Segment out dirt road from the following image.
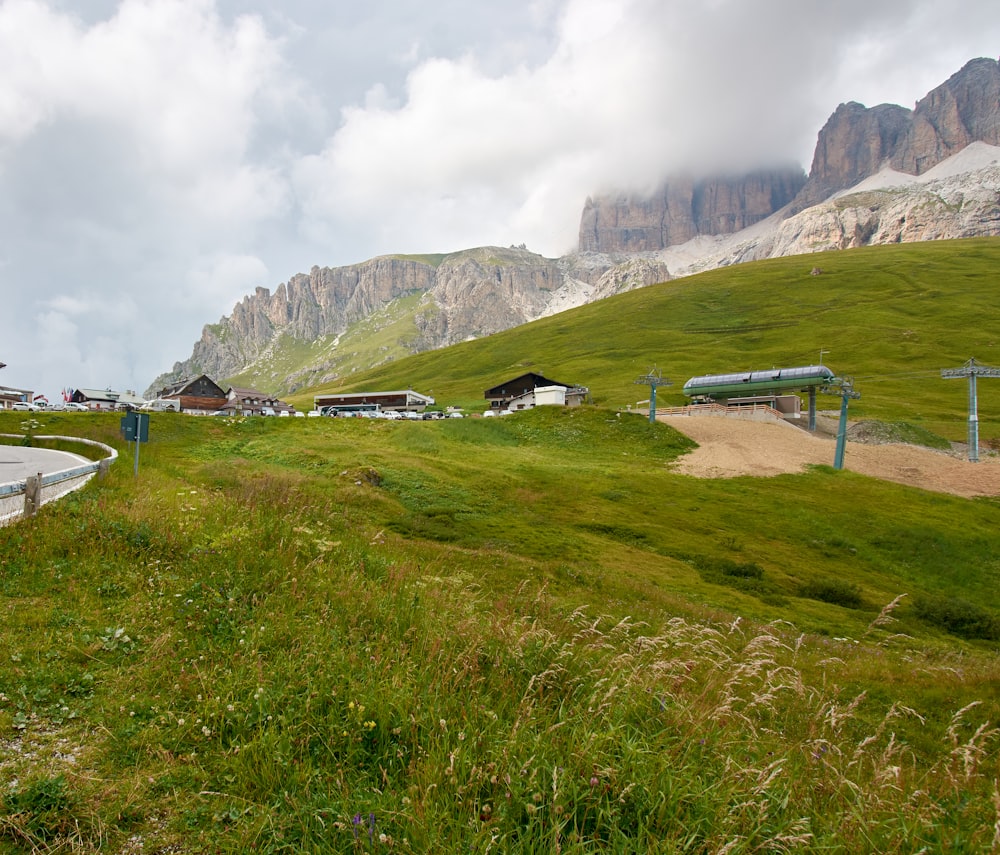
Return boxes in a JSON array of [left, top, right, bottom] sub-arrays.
[[661, 414, 1000, 498]]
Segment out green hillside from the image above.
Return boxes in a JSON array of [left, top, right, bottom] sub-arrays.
[[1, 239, 999, 852], [293, 238, 1000, 442]]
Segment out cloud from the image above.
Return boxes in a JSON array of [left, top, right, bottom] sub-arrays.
[[293, 0, 1000, 261], [0, 0, 303, 395]]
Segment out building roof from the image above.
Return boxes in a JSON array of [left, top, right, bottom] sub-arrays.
[[76, 388, 121, 401], [485, 372, 569, 398], [159, 374, 227, 398], [314, 389, 435, 404], [0, 385, 31, 396]]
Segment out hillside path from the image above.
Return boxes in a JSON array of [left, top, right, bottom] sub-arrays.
[[660, 414, 1000, 498]]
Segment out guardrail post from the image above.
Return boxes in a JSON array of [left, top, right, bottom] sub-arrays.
[[98, 459, 111, 479], [24, 472, 42, 517]]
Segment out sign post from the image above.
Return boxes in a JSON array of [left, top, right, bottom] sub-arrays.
[[120, 411, 149, 477]]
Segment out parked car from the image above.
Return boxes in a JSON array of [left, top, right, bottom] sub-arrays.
[[63, 402, 89, 412], [12, 402, 39, 411]]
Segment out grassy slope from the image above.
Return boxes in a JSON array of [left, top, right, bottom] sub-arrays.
[[1, 401, 998, 852], [291, 238, 1000, 442], [2, 239, 1000, 852]]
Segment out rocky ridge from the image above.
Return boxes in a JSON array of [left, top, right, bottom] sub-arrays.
[[150, 57, 1000, 397]]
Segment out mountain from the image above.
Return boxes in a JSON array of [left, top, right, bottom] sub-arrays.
[[149, 58, 1000, 397], [578, 169, 807, 253]]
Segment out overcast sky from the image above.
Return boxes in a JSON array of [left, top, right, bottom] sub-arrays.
[[1, 0, 998, 398]]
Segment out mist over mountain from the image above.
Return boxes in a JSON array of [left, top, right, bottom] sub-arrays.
[[150, 58, 1000, 397]]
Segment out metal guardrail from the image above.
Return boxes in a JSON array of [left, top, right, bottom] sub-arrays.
[[0, 435, 117, 526]]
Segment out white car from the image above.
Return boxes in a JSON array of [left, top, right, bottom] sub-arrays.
[[12, 402, 39, 411], [63, 402, 89, 412]]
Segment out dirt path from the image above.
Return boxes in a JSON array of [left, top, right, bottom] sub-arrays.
[[661, 414, 1000, 498]]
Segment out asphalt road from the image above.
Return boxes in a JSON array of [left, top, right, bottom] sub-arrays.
[[0, 446, 92, 482]]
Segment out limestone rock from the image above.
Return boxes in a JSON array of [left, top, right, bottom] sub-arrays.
[[579, 169, 806, 253], [794, 57, 1000, 209]]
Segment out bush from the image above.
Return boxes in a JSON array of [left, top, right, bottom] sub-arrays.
[[914, 595, 1000, 641], [799, 578, 864, 609]]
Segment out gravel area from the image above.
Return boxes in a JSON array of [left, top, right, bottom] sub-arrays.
[[661, 414, 1000, 498]]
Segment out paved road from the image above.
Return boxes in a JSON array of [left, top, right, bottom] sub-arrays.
[[0, 446, 92, 483]]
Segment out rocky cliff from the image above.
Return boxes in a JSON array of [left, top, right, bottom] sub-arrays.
[[148, 248, 672, 394], [793, 57, 1000, 210], [582, 58, 1000, 248], [579, 169, 807, 253], [721, 145, 1000, 267]]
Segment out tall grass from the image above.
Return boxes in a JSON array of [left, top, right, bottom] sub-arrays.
[[1, 392, 998, 851]]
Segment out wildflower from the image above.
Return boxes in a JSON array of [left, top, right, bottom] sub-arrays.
[[177, 718, 185, 726], [202, 726, 211, 737]]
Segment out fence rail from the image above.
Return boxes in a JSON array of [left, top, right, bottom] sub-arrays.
[[654, 402, 786, 421], [0, 435, 117, 526]]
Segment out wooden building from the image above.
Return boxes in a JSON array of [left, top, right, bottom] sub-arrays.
[[157, 375, 228, 413], [484, 372, 589, 412]]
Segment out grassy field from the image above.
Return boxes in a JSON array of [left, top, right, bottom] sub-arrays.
[[1, 397, 998, 852], [288, 237, 1000, 443]]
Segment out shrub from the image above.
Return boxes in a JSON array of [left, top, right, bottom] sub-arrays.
[[914, 595, 1000, 641], [799, 578, 864, 609]]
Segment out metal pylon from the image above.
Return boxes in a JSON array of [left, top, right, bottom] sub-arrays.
[[634, 368, 672, 424], [819, 377, 860, 470], [941, 358, 1000, 462]]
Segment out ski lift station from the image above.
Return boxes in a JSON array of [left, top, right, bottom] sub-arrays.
[[682, 364, 836, 430]]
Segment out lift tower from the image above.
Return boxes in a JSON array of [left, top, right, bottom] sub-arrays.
[[819, 376, 860, 470], [941, 358, 1000, 463], [634, 368, 672, 424]]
